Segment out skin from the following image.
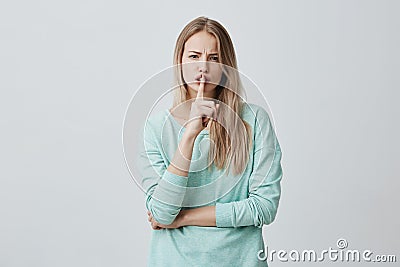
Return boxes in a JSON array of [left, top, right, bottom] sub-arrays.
[[181, 30, 223, 100], [147, 31, 223, 230], [169, 31, 224, 123]]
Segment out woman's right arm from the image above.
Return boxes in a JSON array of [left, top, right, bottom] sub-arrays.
[[169, 77, 218, 177], [142, 130, 197, 229], [138, 125, 197, 226], [166, 130, 198, 177], [140, 78, 218, 226]]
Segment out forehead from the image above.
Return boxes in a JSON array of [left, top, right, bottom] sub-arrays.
[[184, 31, 218, 52]]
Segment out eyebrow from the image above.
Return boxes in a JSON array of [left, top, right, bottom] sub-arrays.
[[188, 50, 218, 55]]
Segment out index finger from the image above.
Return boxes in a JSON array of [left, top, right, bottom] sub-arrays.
[[196, 76, 205, 100]]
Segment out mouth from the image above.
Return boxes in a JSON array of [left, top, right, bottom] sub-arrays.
[[196, 80, 207, 85], [194, 75, 209, 83]]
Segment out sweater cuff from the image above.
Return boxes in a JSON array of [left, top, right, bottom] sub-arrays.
[[162, 169, 188, 186], [152, 169, 188, 207], [215, 202, 233, 227]]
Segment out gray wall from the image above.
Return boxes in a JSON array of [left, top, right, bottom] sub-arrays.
[[1, 0, 398, 266]]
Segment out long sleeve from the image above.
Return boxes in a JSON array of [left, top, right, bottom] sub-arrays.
[[136, 119, 188, 225], [215, 106, 283, 228]]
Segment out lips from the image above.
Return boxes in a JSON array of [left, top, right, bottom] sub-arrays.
[[194, 73, 209, 82]]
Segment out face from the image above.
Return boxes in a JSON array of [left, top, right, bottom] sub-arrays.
[[181, 31, 223, 99]]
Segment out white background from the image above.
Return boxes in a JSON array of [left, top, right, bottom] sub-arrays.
[[1, 0, 399, 266]]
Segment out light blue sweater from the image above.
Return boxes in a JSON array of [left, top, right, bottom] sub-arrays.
[[137, 103, 283, 267]]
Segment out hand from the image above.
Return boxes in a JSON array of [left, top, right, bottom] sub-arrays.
[[185, 75, 220, 136], [147, 210, 186, 230]]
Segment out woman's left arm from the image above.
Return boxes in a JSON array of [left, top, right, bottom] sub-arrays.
[[213, 107, 283, 228], [149, 146, 281, 229], [148, 206, 216, 229]]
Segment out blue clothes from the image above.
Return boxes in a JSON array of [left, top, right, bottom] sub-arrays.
[[137, 102, 283, 266]]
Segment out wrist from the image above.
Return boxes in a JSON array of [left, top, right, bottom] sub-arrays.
[[179, 209, 191, 227], [182, 128, 199, 140]]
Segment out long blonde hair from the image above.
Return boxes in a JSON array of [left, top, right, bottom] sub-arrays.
[[172, 16, 252, 176]]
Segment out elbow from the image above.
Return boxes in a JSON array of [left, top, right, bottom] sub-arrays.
[[155, 212, 178, 225], [249, 195, 280, 227], [146, 195, 181, 225], [152, 213, 178, 226]]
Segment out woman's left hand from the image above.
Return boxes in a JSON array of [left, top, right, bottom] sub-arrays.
[[147, 210, 185, 230]]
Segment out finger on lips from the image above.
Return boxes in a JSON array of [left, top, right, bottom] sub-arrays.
[[196, 75, 205, 100]]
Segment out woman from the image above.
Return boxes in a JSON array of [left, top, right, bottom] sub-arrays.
[[138, 16, 283, 267]]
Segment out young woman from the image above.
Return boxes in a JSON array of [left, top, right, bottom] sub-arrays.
[[138, 16, 283, 267]]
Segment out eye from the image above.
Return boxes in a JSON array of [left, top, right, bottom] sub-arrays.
[[210, 56, 219, 61], [189, 54, 199, 59]]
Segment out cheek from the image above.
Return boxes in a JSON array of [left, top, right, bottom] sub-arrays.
[[182, 65, 195, 80], [210, 68, 223, 84]]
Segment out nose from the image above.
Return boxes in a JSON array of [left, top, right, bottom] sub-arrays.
[[198, 60, 208, 73]]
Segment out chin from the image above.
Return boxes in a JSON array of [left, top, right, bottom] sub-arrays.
[[186, 83, 217, 97]]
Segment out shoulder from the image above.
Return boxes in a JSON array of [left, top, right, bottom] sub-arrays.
[[242, 103, 280, 152], [143, 109, 169, 137], [241, 102, 272, 125]]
